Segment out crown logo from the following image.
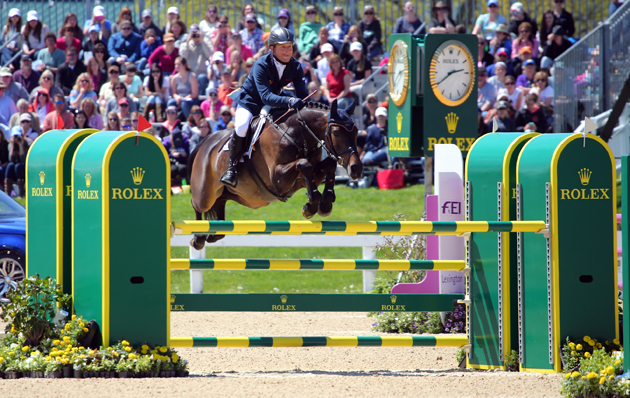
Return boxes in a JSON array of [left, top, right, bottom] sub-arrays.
[[39, 171, 45, 185], [170, 295, 176, 304], [445, 112, 459, 134], [131, 167, 145, 185], [390, 295, 397, 304], [85, 173, 91, 188], [578, 168, 592, 186], [280, 295, 288, 304], [396, 112, 403, 134]]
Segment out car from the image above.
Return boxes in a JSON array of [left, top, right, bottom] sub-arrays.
[[0, 190, 25, 297]]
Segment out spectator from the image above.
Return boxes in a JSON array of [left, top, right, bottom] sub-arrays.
[[91, 42, 110, 74], [22, 11, 50, 57], [488, 62, 507, 90], [235, 4, 262, 32], [200, 5, 219, 39], [182, 105, 205, 137], [207, 52, 226, 92], [515, 93, 547, 132], [170, 20, 188, 49], [106, 111, 120, 130], [516, 59, 537, 96], [1, 9, 23, 66], [130, 111, 140, 131], [299, 56, 319, 86], [59, 13, 84, 42], [489, 24, 512, 56], [163, 105, 181, 133], [122, 62, 144, 104], [539, 10, 557, 53], [362, 93, 379, 129], [217, 69, 234, 107], [477, 34, 494, 67], [0, 67, 29, 104], [472, 0, 507, 39], [29, 70, 63, 103], [105, 82, 137, 115], [168, 57, 200, 119], [144, 64, 170, 121], [8, 99, 40, 135], [357, 5, 382, 60], [6, 123, 31, 197], [0, 130, 8, 189], [542, 26, 572, 61], [340, 25, 368, 65], [37, 32, 65, 73], [74, 110, 90, 129], [316, 43, 335, 83], [0, 8, 24, 65], [347, 42, 372, 88], [486, 100, 515, 132], [272, 9, 295, 35], [56, 46, 86, 96], [181, 24, 212, 94], [44, 93, 75, 131], [307, 81, 328, 106], [163, 7, 180, 35], [509, 46, 534, 77], [552, 0, 575, 38], [148, 33, 179, 75], [324, 54, 353, 109], [117, 98, 132, 121], [485, 92, 517, 122], [140, 28, 162, 70], [29, 88, 53, 130], [81, 98, 103, 129], [327, 7, 351, 50], [138, 9, 163, 39], [56, 24, 82, 53], [361, 107, 388, 165], [201, 87, 224, 118], [486, 48, 513, 77], [499, 75, 523, 109], [111, 7, 138, 35], [227, 32, 253, 63], [87, 57, 107, 95], [511, 22, 539, 59], [0, 82, 18, 128], [298, 6, 323, 55], [429, 1, 456, 34], [508, 2, 538, 38], [121, 117, 133, 131], [477, 66, 496, 114], [83, 6, 111, 42], [190, 117, 212, 152], [213, 105, 233, 132], [610, 0, 623, 17], [530, 71, 554, 107], [69, 72, 98, 109], [394, 2, 426, 35], [212, 15, 233, 55], [108, 20, 143, 64], [98, 64, 123, 110], [17, 113, 38, 140], [81, 25, 107, 63], [309, 27, 338, 69], [163, 125, 189, 185], [228, 50, 245, 82], [240, 14, 264, 54]]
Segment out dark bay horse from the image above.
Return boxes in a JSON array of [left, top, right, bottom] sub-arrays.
[[187, 99, 363, 250]]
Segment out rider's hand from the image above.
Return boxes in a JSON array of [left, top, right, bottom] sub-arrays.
[[289, 97, 305, 110]]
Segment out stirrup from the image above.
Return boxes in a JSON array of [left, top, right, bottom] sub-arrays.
[[220, 164, 238, 188]]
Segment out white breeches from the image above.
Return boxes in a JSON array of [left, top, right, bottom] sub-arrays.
[[234, 105, 253, 138]]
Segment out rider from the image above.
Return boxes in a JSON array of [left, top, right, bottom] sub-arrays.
[[220, 27, 309, 188]]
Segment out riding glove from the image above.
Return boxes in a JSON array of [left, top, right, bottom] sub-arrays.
[[288, 97, 305, 110]]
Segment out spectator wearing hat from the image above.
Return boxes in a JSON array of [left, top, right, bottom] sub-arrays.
[[347, 42, 372, 88], [488, 62, 508, 90], [361, 107, 388, 166], [477, 66, 497, 114], [542, 25, 572, 61], [144, 64, 170, 122], [28, 88, 53, 131], [212, 15, 234, 56], [207, 52, 227, 92], [69, 72, 98, 109], [111, 7, 138, 35], [308, 27, 338, 69], [508, 2, 538, 38], [477, 34, 495, 67], [429, 1, 456, 34], [7, 121, 32, 197], [201, 87, 224, 119], [240, 13, 264, 54], [272, 9, 295, 35], [37, 32, 65, 74], [516, 58, 537, 96], [498, 75, 523, 110], [509, 46, 534, 77], [515, 93, 548, 132], [163, 105, 182, 132], [486, 100, 516, 132], [22, 11, 50, 57], [200, 5, 219, 39], [472, 0, 507, 39], [8, 99, 40, 135], [0, 67, 29, 104], [55, 46, 86, 96], [327, 6, 351, 50], [298, 6, 323, 55], [236, 5, 262, 32], [362, 93, 379, 129], [148, 33, 179, 75], [82, 25, 108, 63], [43, 93, 74, 132], [163, 7, 180, 37], [486, 48, 514, 77], [511, 22, 539, 59], [116, 97, 132, 121], [83, 6, 111, 42], [108, 20, 143, 64], [357, 5, 382, 60], [489, 24, 512, 56], [1, 9, 24, 66], [213, 105, 233, 133], [139, 9, 164, 40], [217, 68, 234, 108], [340, 25, 368, 65], [552, 0, 575, 38], [316, 43, 335, 83], [0, 82, 18, 130], [56, 23, 82, 53], [394, 2, 426, 35], [227, 31, 254, 63]]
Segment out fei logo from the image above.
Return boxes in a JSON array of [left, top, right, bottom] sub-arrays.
[[441, 201, 461, 214]]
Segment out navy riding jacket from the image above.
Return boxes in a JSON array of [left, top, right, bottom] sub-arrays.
[[230, 53, 309, 115]]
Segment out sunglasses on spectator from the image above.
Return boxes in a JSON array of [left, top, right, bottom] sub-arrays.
[[43, 77, 51, 80], [368, 100, 377, 103], [504, 82, 515, 85], [120, 103, 129, 107], [122, 27, 132, 31], [435, 7, 447, 11], [246, 20, 256, 24], [109, 70, 120, 74], [166, 111, 177, 114], [365, 11, 374, 15], [478, 73, 487, 77], [151, 70, 161, 74], [306, 11, 316, 15], [209, 93, 218, 96], [132, 119, 139, 123], [208, 10, 217, 13], [94, 50, 105, 54], [127, 68, 137, 73], [115, 86, 125, 90], [520, 30, 530, 33], [38, 93, 49, 97], [221, 113, 231, 116], [109, 118, 118, 122], [192, 111, 202, 115], [488, 4, 498, 7], [535, 79, 546, 83], [20, 121, 30, 124], [80, 79, 89, 83], [278, 16, 288, 19], [54, 100, 64, 104], [67, 53, 77, 57], [122, 125, 131, 129], [334, 13, 343, 16]]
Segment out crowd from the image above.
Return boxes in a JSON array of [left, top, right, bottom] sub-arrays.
[[0, 1, 583, 193]]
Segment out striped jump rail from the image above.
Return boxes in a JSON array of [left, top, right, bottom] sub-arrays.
[[169, 259, 467, 271], [170, 335, 469, 348], [171, 220, 548, 235]]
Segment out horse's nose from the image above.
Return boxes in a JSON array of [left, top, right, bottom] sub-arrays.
[[349, 162, 363, 180]]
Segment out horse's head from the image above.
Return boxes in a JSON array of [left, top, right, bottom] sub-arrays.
[[325, 99, 363, 180]]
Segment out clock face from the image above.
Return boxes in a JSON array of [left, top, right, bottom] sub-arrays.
[[429, 40, 475, 107], [388, 40, 409, 106]]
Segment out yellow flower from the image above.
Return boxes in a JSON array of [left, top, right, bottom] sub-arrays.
[[72, 314, 77, 320], [587, 372, 598, 380], [584, 336, 591, 342], [569, 342, 575, 348], [614, 338, 620, 345], [588, 340, 595, 346], [113, 352, 119, 357], [107, 347, 112, 351], [0, 357, 4, 364], [159, 347, 168, 353], [150, 350, 157, 355], [596, 343, 602, 348], [44, 356, 51, 361], [576, 344, 583, 351], [142, 345, 149, 350], [63, 336, 71, 343], [565, 373, 571, 379], [8, 352, 14, 356], [607, 366, 615, 375], [585, 352, 591, 358], [124, 347, 132, 352], [122, 340, 129, 346], [571, 351, 577, 356], [21, 346, 29, 352], [20, 356, 25, 360], [615, 360, 621, 366], [600, 376, 606, 385], [610, 375, 615, 381], [581, 376, 586, 380], [129, 353, 137, 359], [141, 349, 148, 355], [72, 348, 78, 353], [83, 328, 89, 333], [65, 324, 70, 331], [79, 323, 85, 328], [172, 353, 179, 364]]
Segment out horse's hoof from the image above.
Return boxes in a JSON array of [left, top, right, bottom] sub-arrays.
[[206, 234, 225, 243], [191, 236, 206, 251], [323, 190, 336, 204], [302, 203, 317, 219], [317, 202, 333, 217]]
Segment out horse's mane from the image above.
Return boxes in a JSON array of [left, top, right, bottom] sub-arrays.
[[304, 101, 330, 111]]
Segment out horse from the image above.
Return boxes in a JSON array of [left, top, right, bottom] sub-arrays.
[[187, 99, 364, 250]]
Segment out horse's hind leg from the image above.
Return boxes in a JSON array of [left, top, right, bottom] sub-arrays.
[[190, 208, 208, 251], [317, 157, 337, 217], [206, 199, 227, 243]]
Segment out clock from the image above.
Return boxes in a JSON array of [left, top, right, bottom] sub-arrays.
[[428, 40, 475, 107], [388, 40, 410, 106]]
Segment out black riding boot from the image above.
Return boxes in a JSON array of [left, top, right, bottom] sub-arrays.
[[220, 133, 247, 188]]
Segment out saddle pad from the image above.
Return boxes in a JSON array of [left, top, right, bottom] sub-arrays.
[[220, 117, 265, 162]]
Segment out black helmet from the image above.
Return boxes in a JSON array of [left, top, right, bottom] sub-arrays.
[[268, 27, 294, 47]]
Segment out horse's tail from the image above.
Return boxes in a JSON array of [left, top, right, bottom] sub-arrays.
[[186, 135, 210, 183]]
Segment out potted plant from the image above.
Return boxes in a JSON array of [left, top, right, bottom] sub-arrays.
[[44, 359, 62, 378], [175, 356, 189, 378], [4, 354, 22, 379], [101, 357, 115, 378], [135, 355, 151, 378], [116, 358, 134, 378]]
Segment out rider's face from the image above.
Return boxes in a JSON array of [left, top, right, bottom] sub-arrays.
[[272, 43, 293, 63]]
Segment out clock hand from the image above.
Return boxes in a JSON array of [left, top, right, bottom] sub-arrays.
[[394, 70, 403, 87], [436, 69, 465, 86]]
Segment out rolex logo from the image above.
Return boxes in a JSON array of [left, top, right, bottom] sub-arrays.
[[396, 112, 403, 134], [170, 295, 176, 304], [85, 173, 91, 188], [578, 168, 592, 186], [131, 167, 145, 185], [445, 112, 459, 134], [39, 171, 45, 185], [280, 295, 288, 304], [390, 295, 397, 304]]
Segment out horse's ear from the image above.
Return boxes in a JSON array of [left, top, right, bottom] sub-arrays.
[[330, 98, 338, 119], [344, 99, 356, 115]]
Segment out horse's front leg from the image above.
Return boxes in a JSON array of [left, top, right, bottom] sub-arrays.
[[317, 157, 337, 217], [273, 158, 321, 219]]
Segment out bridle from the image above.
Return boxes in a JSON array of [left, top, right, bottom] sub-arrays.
[[323, 120, 358, 168]]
